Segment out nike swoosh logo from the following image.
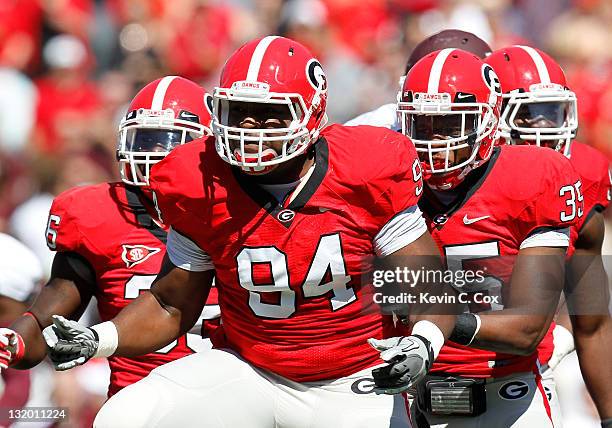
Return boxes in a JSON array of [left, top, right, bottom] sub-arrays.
[[463, 214, 490, 225], [181, 113, 198, 118]]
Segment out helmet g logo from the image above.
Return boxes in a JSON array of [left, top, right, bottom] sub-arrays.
[[306, 59, 327, 92], [482, 64, 501, 105], [482, 64, 502, 96]]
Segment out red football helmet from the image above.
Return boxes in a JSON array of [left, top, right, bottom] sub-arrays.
[[212, 36, 328, 174], [117, 76, 212, 186], [485, 45, 577, 155], [397, 48, 501, 190]]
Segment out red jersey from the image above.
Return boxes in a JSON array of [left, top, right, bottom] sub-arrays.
[[538, 140, 610, 366], [567, 140, 611, 254], [149, 124, 423, 382], [46, 183, 219, 396], [418, 145, 581, 378]]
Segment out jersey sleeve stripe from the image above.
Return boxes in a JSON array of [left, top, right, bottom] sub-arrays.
[[167, 227, 214, 272], [374, 205, 428, 257], [520, 227, 569, 249]]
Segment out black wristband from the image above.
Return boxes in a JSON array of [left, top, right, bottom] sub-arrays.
[[449, 313, 479, 345], [89, 327, 99, 342], [602, 418, 612, 428]]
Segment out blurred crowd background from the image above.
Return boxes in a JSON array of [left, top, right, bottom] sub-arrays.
[[0, 0, 611, 427]]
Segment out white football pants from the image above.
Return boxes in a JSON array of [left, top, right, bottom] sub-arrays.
[[94, 348, 412, 428]]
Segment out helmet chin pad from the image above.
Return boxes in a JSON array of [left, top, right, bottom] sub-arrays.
[[427, 170, 464, 190]]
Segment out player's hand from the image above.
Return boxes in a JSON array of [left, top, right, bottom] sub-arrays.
[[368, 335, 433, 394], [0, 328, 25, 370], [42, 315, 99, 371], [542, 324, 575, 372]]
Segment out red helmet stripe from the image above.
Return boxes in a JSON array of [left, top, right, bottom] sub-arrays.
[[246, 36, 280, 82], [427, 48, 455, 93], [151, 75, 178, 110], [516, 45, 550, 84]]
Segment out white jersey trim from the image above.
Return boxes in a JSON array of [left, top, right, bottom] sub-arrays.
[[374, 206, 428, 257], [520, 227, 570, 249], [167, 227, 215, 271]]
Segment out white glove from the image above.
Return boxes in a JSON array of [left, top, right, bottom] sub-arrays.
[[43, 315, 100, 371], [547, 324, 575, 371], [0, 328, 25, 370], [368, 335, 433, 394]]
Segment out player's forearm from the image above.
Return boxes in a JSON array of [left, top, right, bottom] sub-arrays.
[[469, 312, 552, 355], [9, 314, 47, 369], [108, 259, 212, 357], [467, 247, 565, 355], [111, 291, 182, 357], [412, 314, 456, 339], [573, 314, 612, 419]]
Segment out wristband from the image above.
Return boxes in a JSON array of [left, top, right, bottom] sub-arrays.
[[23, 311, 44, 330], [411, 320, 444, 359], [449, 313, 481, 346], [91, 321, 119, 358]]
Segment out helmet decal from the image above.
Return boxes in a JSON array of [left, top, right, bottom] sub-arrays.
[[150, 76, 178, 110], [482, 64, 502, 96], [427, 48, 455, 93], [306, 59, 327, 92], [246, 35, 280, 81], [516, 45, 551, 83]]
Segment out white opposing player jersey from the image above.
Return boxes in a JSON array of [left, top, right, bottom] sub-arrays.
[[344, 103, 399, 130]]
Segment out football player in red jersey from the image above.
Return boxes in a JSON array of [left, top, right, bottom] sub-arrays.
[[44, 37, 457, 428], [396, 48, 582, 426], [486, 45, 612, 427], [0, 76, 220, 397]]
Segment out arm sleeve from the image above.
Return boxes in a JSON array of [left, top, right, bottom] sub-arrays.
[[373, 206, 428, 257], [368, 130, 424, 230], [46, 190, 83, 253], [515, 152, 583, 242], [584, 167, 611, 217], [167, 228, 215, 272]]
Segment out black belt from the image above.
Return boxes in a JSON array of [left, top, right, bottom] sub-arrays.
[[415, 374, 486, 418]]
